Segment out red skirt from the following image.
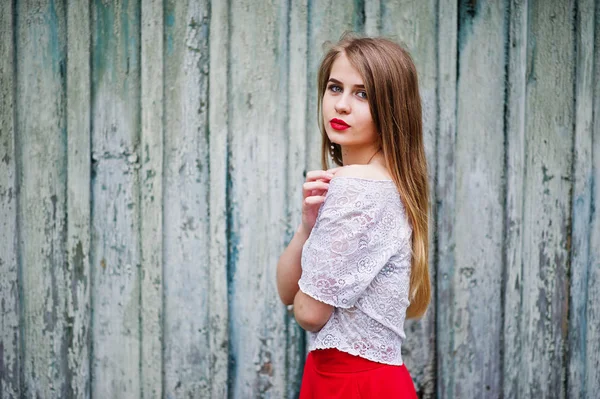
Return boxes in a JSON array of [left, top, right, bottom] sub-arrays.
[[299, 348, 418, 398]]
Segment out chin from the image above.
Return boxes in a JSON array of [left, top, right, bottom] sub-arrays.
[[327, 131, 348, 143]]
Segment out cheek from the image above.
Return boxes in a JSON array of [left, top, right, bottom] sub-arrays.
[[356, 104, 375, 130], [322, 95, 334, 115]]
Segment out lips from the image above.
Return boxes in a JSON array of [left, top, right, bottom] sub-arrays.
[[330, 118, 350, 131]]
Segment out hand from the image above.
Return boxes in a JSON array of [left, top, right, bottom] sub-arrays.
[[300, 168, 340, 236]]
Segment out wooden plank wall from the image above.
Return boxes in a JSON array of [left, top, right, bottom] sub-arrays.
[[0, 1, 598, 398]]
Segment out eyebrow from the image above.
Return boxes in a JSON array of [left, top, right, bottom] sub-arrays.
[[328, 78, 365, 89]]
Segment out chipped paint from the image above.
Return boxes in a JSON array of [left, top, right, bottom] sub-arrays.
[[2, 1, 599, 398]]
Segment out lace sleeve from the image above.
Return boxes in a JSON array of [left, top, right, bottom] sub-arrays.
[[298, 178, 409, 309]]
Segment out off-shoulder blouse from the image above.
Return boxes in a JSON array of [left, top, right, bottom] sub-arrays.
[[298, 176, 412, 365]]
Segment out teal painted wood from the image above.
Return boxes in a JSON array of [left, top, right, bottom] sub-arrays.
[[586, 3, 600, 390], [364, 0, 381, 36], [447, 2, 507, 397], [503, 0, 529, 397], [285, 0, 310, 397], [306, 0, 362, 170], [3, 2, 600, 398], [16, 1, 69, 397], [507, 0, 575, 397], [436, 0, 458, 398], [66, 0, 92, 397], [582, 0, 600, 393], [140, 0, 164, 397], [90, 0, 142, 397], [568, 0, 596, 397], [0, 1, 20, 397], [377, 2, 438, 396], [162, 0, 211, 397], [227, 1, 290, 396], [584, 2, 600, 394], [208, 0, 230, 397]]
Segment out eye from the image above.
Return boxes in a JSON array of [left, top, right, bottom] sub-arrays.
[[356, 90, 367, 99], [327, 84, 342, 93]]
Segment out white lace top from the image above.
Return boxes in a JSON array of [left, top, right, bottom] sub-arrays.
[[298, 176, 412, 365]]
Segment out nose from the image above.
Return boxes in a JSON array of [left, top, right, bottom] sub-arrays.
[[334, 94, 350, 114]]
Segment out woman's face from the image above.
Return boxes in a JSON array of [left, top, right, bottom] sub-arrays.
[[322, 52, 379, 149]]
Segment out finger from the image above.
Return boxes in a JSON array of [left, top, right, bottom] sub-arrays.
[[304, 195, 326, 206], [302, 181, 329, 196], [305, 170, 335, 182], [326, 167, 342, 175], [310, 188, 328, 197]]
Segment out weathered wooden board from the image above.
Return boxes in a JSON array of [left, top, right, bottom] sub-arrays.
[[140, 0, 164, 397], [207, 0, 231, 397], [227, 0, 290, 397], [442, 2, 507, 398], [585, 1, 600, 394], [505, 0, 575, 396], [4, 2, 600, 398], [364, 0, 381, 36], [16, 1, 69, 397], [208, 0, 230, 397], [435, 0, 458, 398], [162, 0, 211, 397], [503, 0, 529, 397], [0, 1, 20, 397], [582, 0, 600, 393], [376, 1, 438, 396], [90, 1, 141, 397], [285, 0, 310, 397], [306, 0, 362, 170], [585, 4, 600, 387], [568, 0, 596, 397], [66, 0, 92, 397]]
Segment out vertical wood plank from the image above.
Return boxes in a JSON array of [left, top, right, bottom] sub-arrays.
[[162, 0, 211, 397], [567, 0, 595, 397], [227, 0, 289, 396], [502, 0, 528, 397], [140, 0, 164, 397], [0, 0, 20, 396], [90, 1, 141, 397], [378, 2, 438, 396], [306, 0, 362, 169], [364, 0, 381, 36], [436, 0, 458, 397], [16, 0, 69, 396], [449, 1, 507, 397], [285, 0, 309, 398], [510, 0, 575, 396], [584, 1, 600, 393], [208, 0, 230, 396], [66, 0, 92, 397]]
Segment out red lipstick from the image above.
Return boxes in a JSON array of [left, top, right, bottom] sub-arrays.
[[330, 118, 350, 131]]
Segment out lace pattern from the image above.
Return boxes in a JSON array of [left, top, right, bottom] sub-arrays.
[[298, 176, 412, 365]]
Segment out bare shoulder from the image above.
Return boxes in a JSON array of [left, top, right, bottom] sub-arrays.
[[333, 164, 392, 181]]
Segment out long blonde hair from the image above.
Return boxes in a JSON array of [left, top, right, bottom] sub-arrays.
[[317, 34, 430, 318]]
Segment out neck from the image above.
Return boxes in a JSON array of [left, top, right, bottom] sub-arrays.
[[341, 143, 381, 166]]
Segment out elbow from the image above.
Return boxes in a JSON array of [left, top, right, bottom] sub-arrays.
[[276, 275, 298, 306], [293, 291, 333, 332], [275, 271, 298, 306], [278, 291, 295, 306], [294, 311, 323, 332]]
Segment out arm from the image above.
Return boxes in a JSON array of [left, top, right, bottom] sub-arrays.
[[276, 225, 334, 331], [276, 225, 334, 330], [276, 169, 339, 331], [293, 290, 333, 332], [275, 224, 310, 305]]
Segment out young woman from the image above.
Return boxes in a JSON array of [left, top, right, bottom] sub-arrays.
[[276, 35, 430, 398]]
